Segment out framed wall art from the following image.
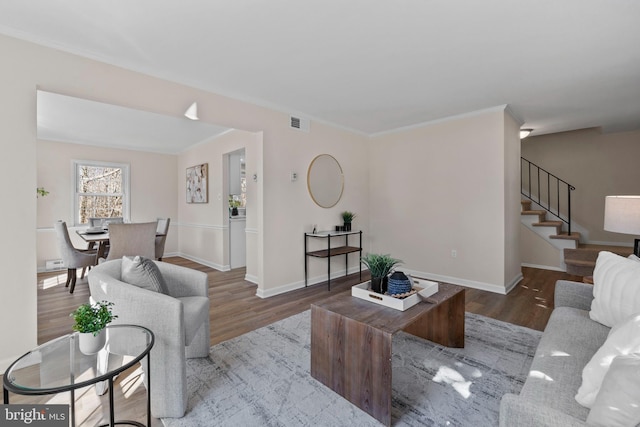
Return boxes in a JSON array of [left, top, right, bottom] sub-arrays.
[[186, 163, 208, 203]]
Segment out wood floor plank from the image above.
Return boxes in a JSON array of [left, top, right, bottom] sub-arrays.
[[3, 258, 583, 425]]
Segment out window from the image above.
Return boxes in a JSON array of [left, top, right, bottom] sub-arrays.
[[74, 160, 130, 225]]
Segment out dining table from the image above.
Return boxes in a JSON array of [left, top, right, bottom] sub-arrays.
[[76, 229, 111, 259], [76, 228, 167, 261]]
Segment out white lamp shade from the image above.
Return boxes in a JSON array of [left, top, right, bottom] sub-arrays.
[[604, 196, 640, 235]]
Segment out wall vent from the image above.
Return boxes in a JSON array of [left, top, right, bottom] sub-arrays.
[[45, 259, 65, 271], [289, 116, 310, 132]]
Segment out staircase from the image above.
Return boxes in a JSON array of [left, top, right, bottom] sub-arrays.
[[521, 199, 581, 250], [563, 245, 633, 277], [521, 199, 632, 276], [520, 157, 634, 277]]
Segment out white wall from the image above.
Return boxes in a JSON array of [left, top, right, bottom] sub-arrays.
[[520, 225, 564, 270], [1, 31, 521, 371], [368, 107, 521, 294], [258, 121, 371, 297], [177, 129, 260, 278], [0, 33, 369, 370], [36, 140, 179, 269], [503, 110, 523, 287], [0, 35, 38, 370]]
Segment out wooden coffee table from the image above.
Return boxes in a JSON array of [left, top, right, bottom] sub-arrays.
[[310, 282, 465, 426]]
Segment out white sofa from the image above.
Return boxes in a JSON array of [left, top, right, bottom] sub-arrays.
[[88, 259, 210, 418]]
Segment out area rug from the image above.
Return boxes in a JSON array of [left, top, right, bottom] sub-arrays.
[[162, 311, 541, 427]]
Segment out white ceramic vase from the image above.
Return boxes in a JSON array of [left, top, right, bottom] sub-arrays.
[[78, 329, 106, 355]]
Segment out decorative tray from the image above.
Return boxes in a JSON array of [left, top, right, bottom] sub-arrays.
[[351, 277, 439, 311]]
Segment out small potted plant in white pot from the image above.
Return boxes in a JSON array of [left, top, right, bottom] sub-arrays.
[[70, 301, 117, 354]]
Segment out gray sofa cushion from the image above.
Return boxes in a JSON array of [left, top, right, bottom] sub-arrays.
[[519, 306, 610, 421], [121, 255, 168, 294]]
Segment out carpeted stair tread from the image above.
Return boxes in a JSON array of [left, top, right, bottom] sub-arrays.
[[565, 259, 595, 267], [563, 246, 633, 276], [532, 221, 563, 234], [533, 221, 563, 227], [521, 209, 546, 216], [521, 210, 547, 222], [550, 232, 581, 240]]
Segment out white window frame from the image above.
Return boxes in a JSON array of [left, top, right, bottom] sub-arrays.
[[72, 160, 130, 226]]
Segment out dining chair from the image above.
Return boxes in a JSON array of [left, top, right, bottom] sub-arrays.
[[88, 217, 104, 228], [155, 218, 170, 261], [54, 221, 98, 293], [105, 222, 157, 261], [88, 217, 124, 227], [104, 217, 124, 226], [88, 217, 123, 257]]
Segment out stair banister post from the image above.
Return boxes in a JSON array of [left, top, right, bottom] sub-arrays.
[[567, 187, 572, 236]]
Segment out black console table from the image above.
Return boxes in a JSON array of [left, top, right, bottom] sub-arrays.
[[304, 230, 362, 290]]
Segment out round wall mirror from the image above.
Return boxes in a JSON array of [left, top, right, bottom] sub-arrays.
[[307, 154, 344, 208]]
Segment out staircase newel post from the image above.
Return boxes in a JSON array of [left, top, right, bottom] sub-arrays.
[[567, 188, 572, 236]]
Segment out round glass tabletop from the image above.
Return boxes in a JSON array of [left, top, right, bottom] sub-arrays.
[[4, 324, 154, 395]]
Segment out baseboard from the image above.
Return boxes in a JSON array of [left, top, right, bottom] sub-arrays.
[[504, 272, 524, 294], [521, 262, 566, 272], [256, 266, 362, 299], [244, 274, 258, 284], [256, 282, 303, 298], [402, 269, 511, 295], [177, 253, 229, 272]]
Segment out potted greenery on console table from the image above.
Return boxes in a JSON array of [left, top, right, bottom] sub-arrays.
[[70, 301, 117, 354], [341, 211, 356, 231], [360, 253, 403, 294]]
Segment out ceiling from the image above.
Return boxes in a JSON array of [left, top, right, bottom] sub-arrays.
[[3, 0, 640, 148], [37, 91, 230, 154]]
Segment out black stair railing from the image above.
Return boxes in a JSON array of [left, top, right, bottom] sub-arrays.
[[521, 157, 576, 235]]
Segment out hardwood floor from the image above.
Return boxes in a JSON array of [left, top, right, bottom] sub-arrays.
[[9, 258, 582, 425]]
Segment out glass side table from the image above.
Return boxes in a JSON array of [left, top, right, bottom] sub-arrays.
[[3, 324, 154, 427]]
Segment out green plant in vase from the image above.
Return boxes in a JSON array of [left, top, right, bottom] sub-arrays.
[[229, 195, 241, 216], [360, 253, 402, 294], [341, 211, 356, 231], [71, 301, 117, 335], [70, 301, 117, 354]]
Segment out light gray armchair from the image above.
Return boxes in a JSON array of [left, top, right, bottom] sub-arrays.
[[88, 259, 210, 418], [54, 221, 97, 293]]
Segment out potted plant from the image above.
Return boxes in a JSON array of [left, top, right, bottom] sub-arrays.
[[70, 301, 117, 354], [229, 196, 241, 216], [360, 253, 403, 294], [341, 211, 356, 231]]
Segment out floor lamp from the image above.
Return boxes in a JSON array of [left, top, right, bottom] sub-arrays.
[[604, 195, 640, 257]]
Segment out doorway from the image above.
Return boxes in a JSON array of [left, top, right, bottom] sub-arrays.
[[227, 148, 246, 269]]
